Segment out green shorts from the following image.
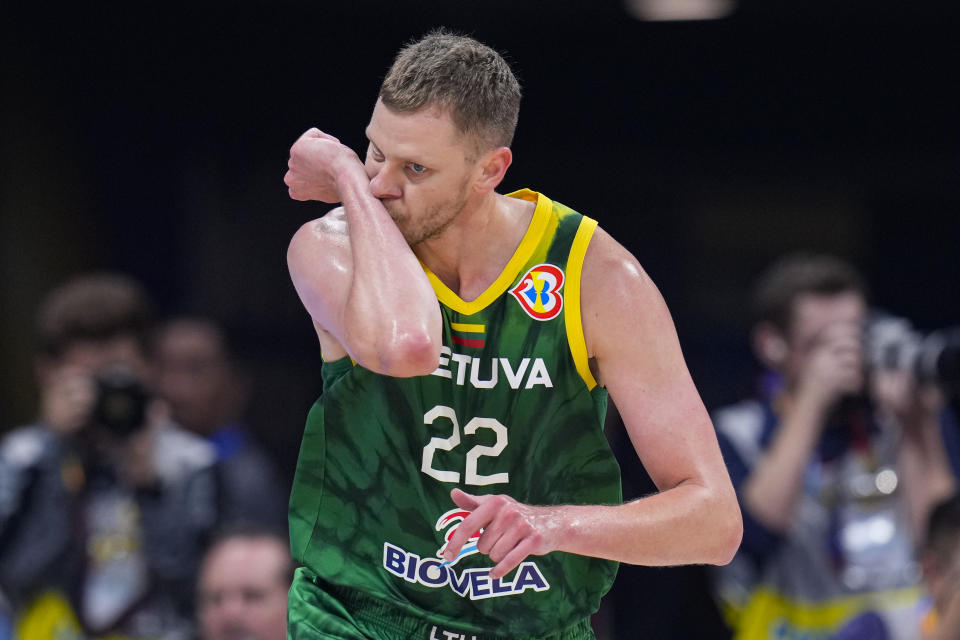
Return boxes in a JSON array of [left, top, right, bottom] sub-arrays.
[[287, 567, 596, 640]]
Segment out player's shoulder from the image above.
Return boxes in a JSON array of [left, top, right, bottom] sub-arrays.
[[582, 225, 654, 296], [580, 225, 675, 359]]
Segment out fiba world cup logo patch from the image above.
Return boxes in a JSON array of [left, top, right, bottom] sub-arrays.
[[510, 264, 564, 321]]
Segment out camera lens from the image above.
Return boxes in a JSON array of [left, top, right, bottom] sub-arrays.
[[92, 368, 150, 437]]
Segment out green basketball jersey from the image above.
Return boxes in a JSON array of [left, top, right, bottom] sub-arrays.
[[288, 189, 622, 636]]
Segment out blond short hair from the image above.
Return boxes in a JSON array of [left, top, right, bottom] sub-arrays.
[[379, 29, 522, 154]]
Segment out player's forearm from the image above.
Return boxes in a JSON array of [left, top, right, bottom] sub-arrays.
[[555, 481, 742, 567], [742, 396, 825, 532], [336, 163, 442, 374]]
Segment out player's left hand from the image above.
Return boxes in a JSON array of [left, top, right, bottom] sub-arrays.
[[445, 488, 561, 580]]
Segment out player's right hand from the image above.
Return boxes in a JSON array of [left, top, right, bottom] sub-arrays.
[[41, 365, 96, 436], [446, 489, 560, 581], [284, 128, 361, 203]]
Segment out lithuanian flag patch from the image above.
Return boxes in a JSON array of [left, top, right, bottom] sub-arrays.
[[450, 322, 485, 349]]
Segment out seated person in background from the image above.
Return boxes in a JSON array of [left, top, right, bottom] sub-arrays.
[[0, 273, 218, 640], [921, 493, 960, 639], [196, 524, 294, 640], [154, 317, 288, 531], [713, 253, 956, 640]]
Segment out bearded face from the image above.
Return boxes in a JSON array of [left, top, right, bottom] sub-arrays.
[[381, 173, 472, 246], [363, 101, 481, 247]]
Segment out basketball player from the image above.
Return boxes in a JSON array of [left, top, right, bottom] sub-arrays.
[[283, 30, 742, 640]]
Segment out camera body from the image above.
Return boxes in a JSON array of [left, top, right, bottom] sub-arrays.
[[92, 367, 151, 438], [867, 313, 960, 394]]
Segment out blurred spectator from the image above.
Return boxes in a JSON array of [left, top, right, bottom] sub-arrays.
[[920, 493, 960, 639], [713, 254, 956, 640], [154, 317, 288, 532], [0, 273, 218, 640], [196, 524, 293, 640]]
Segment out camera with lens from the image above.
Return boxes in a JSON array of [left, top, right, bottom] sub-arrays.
[[866, 312, 960, 397], [92, 367, 151, 438]]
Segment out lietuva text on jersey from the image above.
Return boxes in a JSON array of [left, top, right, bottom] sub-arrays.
[[430, 346, 553, 389]]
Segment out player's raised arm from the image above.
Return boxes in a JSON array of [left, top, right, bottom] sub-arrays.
[[285, 128, 442, 376]]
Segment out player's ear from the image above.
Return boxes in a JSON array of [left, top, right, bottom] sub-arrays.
[[473, 146, 512, 194], [752, 322, 789, 369]]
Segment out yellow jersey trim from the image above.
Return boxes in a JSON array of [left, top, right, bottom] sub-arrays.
[[320, 353, 357, 367], [422, 189, 551, 316], [565, 216, 598, 390]]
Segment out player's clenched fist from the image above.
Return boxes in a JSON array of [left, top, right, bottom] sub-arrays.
[[445, 488, 561, 580], [284, 128, 362, 203]]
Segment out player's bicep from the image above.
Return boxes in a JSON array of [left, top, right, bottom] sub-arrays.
[[583, 235, 725, 492], [605, 340, 720, 493]]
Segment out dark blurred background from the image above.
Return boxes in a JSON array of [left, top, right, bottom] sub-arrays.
[[2, 1, 958, 636]]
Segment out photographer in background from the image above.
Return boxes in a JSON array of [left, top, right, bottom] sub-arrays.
[[713, 254, 956, 640], [0, 274, 218, 640]]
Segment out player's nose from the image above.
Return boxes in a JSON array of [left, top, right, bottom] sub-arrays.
[[369, 166, 402, 200]]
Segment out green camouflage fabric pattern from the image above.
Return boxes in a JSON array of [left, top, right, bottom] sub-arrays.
[[288, 192, 622, 636]]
